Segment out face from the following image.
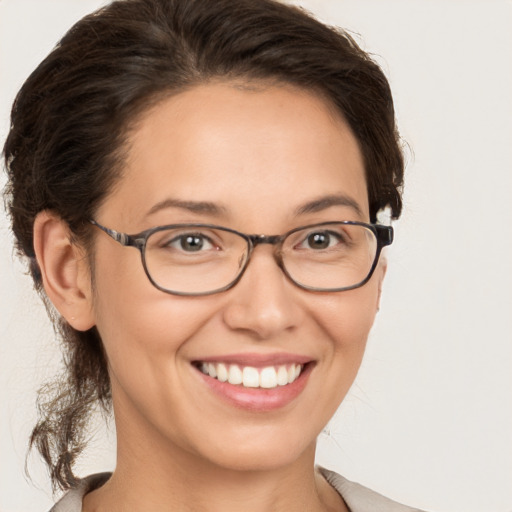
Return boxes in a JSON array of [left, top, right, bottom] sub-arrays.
[[87, 82, 384, 472]]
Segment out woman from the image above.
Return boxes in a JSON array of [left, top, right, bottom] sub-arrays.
[[3, 0, 423, 510]]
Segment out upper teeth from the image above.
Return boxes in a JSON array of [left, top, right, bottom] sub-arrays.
[[199, 362, 303, 389]]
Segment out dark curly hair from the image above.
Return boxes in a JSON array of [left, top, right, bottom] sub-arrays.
[[3, 0, 404, 491]]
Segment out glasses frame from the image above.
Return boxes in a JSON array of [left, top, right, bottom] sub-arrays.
[[89, 219, 393, 296]]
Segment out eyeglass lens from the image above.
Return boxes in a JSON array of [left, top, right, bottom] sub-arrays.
[[143, 223, 378, 295]]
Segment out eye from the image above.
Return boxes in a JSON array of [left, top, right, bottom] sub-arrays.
[[306, 232, 333, 250], [299, 230, 343, 250], [167, 233, 216, 252]]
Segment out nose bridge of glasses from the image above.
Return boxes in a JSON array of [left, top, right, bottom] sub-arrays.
[[249, 234, 283, 246], [243, 234, 286, 271]]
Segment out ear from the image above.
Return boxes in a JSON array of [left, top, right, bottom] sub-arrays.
[[33, 211, 95, 331], [375, 255, 388, 312]]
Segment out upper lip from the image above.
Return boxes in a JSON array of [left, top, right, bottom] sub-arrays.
[[192, 352, 314, 367]]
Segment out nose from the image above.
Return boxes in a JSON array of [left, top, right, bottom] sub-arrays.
[[222, 247, 304, 340]]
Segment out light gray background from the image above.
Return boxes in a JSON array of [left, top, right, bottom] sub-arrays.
[[1, 1, 511, 511]]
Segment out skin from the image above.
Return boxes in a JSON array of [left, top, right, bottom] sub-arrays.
[[33, 82, 386, 512]]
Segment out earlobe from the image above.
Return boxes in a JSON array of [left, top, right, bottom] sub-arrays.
[[33, 211, 95, 331]]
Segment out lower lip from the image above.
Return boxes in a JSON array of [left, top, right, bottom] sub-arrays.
[[194, 364, 313, 412]]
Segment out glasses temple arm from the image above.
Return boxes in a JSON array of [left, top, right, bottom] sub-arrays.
[[375, 225, 394, 247]]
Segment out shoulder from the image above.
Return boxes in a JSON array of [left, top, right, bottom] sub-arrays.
[[49, 473, 111, 512], [319, 467, 427, 512]]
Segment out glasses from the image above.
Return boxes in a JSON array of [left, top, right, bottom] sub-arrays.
[[90, 220, 393, 296]]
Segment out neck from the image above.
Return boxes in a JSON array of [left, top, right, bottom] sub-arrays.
[[85, 444, 338, 512], [83, 388, 347, 512]]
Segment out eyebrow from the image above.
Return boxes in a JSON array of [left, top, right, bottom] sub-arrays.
[[146, 198, 227, 218], [145, 193, 363, 220], [294, 194, 364, 217]]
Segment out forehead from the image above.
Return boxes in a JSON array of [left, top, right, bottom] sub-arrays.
[[101, 81, 368, 229]]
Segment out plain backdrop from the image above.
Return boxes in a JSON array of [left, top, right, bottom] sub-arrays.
[[1, 1, 511, 511]]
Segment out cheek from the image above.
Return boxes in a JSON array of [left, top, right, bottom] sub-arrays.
[[315, 282, 380, 354], [298, 283, 381, 430], [90, 250, 218, 377]]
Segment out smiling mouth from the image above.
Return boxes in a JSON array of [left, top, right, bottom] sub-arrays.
[[194, 362, 305, 389]]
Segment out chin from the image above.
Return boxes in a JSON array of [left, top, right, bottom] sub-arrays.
[[185, 422, 320, 474]]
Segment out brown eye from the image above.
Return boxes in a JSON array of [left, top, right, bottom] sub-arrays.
[[306, 232, 330, 249], [300, 230, 343, 250]]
